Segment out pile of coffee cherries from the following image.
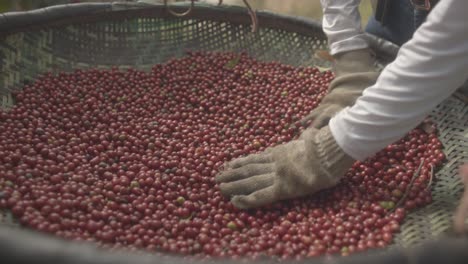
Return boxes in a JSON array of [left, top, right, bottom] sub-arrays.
[[0, 52, 445, 260]]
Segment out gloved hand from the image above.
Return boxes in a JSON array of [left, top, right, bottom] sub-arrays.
[[216, 126, 355, 209], [302, 48, 380, 129], [333, 48, 376, 76]]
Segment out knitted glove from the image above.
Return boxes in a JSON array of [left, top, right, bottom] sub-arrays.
[[302, 48, 379, 129], [216, 126, 355, 209]]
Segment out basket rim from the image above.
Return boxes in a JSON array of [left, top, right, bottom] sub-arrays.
[[0, 2, 399, 62], [0, 2, 325, 37], [1, 224, 468, 264]]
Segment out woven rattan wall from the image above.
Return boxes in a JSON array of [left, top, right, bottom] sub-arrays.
[[0, 3, 328, 99]]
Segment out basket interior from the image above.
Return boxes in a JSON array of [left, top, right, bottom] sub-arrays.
[[0, 2, 467, 252], [0, 4, 328, 99]]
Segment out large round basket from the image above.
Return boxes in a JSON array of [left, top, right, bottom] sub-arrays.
[[0, 2, 467, 264]]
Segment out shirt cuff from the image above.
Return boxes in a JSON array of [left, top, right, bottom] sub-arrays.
[[329, 111, 368, 161], [329, 35, 369, 55]]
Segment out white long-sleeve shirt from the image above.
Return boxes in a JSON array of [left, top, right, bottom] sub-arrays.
[[320, 0, 368, 56], [323, 0, 468, 161]]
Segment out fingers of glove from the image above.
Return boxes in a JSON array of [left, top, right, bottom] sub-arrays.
[[310, 114, 331, 129], [225, 152, 272, 170], [300, 111, 319, 127], [311, 113, 333, 129], [311, 105, 343, 129], [219, 173, 275, 197], [230, 185, 277, 209], [216, 163, 274, 183], [300, 104, 328, 127]]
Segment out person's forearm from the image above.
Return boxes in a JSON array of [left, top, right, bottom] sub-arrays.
[[320, 0, 368, 55], [329, 0, 468, 161]]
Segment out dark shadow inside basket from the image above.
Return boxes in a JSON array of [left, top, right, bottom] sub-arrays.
[[0, 2, 467, 264]]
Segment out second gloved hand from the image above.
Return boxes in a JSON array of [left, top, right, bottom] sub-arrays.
[[216, 126, 355, 209], [302, 48, 380, 129]]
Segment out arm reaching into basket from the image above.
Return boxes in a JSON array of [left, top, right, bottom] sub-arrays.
[[329, 0, 468, 160], [216, 0, 468, 209], [301, 0, 379, 129]]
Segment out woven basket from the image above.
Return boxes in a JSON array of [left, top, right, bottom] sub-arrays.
[[0, 2, 467, 263]]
